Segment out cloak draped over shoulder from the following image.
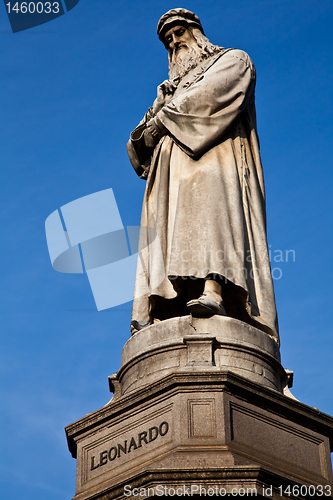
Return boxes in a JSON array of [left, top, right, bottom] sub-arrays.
[[127, 48, 279, 344]]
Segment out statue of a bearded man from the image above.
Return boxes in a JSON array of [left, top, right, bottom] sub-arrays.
[[127, 8, 279, 344]]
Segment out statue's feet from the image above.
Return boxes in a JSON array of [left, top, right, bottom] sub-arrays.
[[187, 292, 226, 317]]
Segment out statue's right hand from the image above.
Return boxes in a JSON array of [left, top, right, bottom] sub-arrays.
[[153, 80, 176, 114], [159, 79, 177, 96]]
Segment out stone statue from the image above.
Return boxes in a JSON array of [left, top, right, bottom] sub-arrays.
[[127, 8, 279, 344]]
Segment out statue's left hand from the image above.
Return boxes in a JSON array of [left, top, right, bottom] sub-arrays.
[[143, 117, 167, 150]]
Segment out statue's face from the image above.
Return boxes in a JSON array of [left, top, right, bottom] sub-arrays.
[[164, 25, 198, 58]]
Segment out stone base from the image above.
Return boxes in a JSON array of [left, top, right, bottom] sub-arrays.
[[66, 318, 333, 499], [118, 316, 286, 395]]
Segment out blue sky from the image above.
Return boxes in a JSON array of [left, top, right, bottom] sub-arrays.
[[0, 1, 332, 498]]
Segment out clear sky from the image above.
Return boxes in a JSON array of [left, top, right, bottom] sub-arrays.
[[0, 1, 332, 498]]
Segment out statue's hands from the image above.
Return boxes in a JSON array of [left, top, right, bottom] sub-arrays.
[[143, 125, 156, 149], [143, 117, 168, 150], [144, 80, 173, 149], [152, 80, 177, 115]]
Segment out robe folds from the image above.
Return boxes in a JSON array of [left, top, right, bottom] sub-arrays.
[[127, 48, 279, 344]]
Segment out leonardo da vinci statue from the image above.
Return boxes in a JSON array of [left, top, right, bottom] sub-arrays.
[[127, 8, 279, 345]]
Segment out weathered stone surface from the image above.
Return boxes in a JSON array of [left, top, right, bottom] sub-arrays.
[[119, 316, 284, 395], [66, 371, 333, 500], [128, 8, 279, 344]]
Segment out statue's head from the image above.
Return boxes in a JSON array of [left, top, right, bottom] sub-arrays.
[[157, 8, 204, 48], [157, 8, 220, 80]]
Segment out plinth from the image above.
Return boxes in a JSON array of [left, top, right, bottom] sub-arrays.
[[66, 316, 333, 499]]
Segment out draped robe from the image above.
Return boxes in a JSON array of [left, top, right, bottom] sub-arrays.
[[127, 48, 279, 344]]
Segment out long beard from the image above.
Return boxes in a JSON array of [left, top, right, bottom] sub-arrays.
[[168, 45, 204, 81]]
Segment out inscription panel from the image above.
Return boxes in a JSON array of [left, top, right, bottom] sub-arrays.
[[81, 404, 173, 485]]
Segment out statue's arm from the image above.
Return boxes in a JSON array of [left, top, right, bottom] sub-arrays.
[[127, 107, 167, 179], [156, 50, 256, 156], [126, 109, 154, 179]]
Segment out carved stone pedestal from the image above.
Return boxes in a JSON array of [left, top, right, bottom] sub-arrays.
[[66, 317, 333, 499]]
